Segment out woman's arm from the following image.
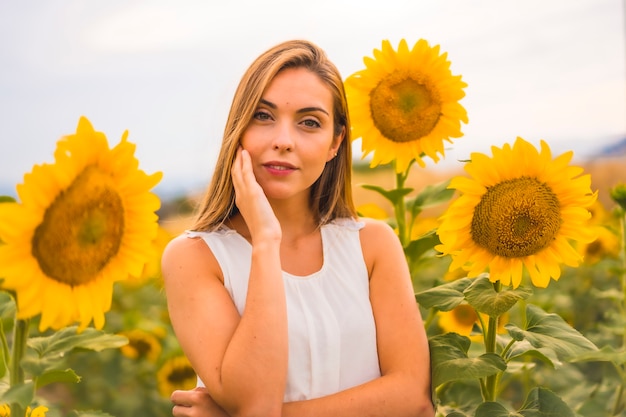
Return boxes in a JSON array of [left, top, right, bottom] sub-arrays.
[[162, 149, 288, 417], [281, 218, 434, 417]]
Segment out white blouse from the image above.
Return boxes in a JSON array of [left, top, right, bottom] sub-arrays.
[[187, 218, 381, 402]]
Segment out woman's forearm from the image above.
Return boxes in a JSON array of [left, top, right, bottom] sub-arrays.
[[282, 372, 435, 417], [216, 241, 288, 417]]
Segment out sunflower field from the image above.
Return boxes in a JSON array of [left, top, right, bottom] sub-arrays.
[[1, 39, 625, 417]]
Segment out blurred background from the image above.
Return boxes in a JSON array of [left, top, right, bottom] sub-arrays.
[[1, 0, 624, 200]]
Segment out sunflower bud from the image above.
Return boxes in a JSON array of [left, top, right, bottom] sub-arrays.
[[610, 183, 626, 212]]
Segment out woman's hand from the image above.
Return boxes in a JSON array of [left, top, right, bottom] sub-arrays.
[[171, 387, 231, 417], [231, 147, 281, 244]]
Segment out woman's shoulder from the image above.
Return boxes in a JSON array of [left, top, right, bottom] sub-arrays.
[[358, 217, 397, 240], [161, 231, 222, 280]]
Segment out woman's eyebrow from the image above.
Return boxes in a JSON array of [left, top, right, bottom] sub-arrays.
[[259, 98, 329, 116]]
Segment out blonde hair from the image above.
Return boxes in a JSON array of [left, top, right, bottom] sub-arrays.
[[192, 39, 356, 231]]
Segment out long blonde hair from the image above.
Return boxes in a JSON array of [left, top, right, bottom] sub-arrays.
[[192, 39, 356, 231]]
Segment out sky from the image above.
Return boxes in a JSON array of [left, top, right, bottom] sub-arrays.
[[0, 0, 624, 198]]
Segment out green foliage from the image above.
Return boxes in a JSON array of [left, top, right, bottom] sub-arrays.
[[429, 333, 506, 387]]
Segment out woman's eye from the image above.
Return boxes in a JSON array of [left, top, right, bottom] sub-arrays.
[[302, 119, 321, 128], [253, 110, 272, 121]]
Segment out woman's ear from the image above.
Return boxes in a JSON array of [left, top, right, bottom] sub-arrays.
[[327, 126, 345, 161]]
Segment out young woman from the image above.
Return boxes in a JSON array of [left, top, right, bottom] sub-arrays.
[[161, 39, 435, 417]]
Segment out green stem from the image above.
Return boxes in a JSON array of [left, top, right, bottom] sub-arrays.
[[483, 281, 501, 403], [9, 317, 30, 417], [616, 210, 626, 416], [422, 307, 437, 331], [620, 210, 626, 348], [394, 167, 409, 247]]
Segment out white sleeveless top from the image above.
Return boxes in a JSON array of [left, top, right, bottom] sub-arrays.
[[186, 218, 381, 402]]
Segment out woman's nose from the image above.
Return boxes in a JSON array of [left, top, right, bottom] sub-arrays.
[[271, 122, 294, 151]]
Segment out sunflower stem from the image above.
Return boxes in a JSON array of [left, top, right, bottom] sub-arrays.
[[394, 164, 410, 247], [619, 210, 626, 353], [9, 316, 30, 417], [483, 280, 501, 403], [616, 209, 626, 416]]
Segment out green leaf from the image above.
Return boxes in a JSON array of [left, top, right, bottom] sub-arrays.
[[569, 345, 626, 365], [404, 230, 440, 263], [506, 340, 561, 368], [35, 368, 81, 389], [22, 327, 128, 375], [360, 184, 413, 206], [0, 381, 34, 407], [475, 402, 511, 417], [518, 387, 576, 416], [0, 291, 16, 319], [406, 180, 454, 217], [415, 278, 473, 311], [475, 387, 576, 417], [28, 326, 128, 355], [429, 333, 506, 387], [505, 304, 598, 360], [464, 276, 533, 317], [68, 411, 117, 417]]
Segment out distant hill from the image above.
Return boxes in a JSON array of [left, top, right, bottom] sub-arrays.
[[594, 137, 626, 157]]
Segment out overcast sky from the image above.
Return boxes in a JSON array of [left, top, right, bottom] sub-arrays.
[[0, 0, 624, 197]]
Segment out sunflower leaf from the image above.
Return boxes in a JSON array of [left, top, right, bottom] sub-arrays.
[[35, 368, 81, 389], [519, 387, 576, 417], [464, 276, 533, 317], [475, 387, 575, 417], [505, 304, 598, 360], [360, 184, 413, 205], [22, 327, 128, 375], [68, 411, 117, 417], [405, 230, 440, 263], [0, 381, 34, 408], [429, 332, 506, 387], [406, 180, 454, 217], [505, 340, 561, 368], [415, 278, 473, 311], [569, 345, 626, 365]]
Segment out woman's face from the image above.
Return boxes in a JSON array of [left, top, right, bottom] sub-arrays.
[[240, 67, 342, 202]]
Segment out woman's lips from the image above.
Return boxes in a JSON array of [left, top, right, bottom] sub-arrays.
[[263, 161, 297, 175]]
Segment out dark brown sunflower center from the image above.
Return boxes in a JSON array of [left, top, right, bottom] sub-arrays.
[[454, 304, 478, 327], [369, 75, 442, 143], [130, 338, 153, 357], [471, 176, 561, 258], [32, 165, 124, 286], [167, 365, 197, 384]]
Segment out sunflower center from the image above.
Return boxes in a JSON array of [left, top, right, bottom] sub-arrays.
[[369, 75, 442, 143], [471, 176, 561, 258], [167, 365, 197, 384], [454, 304, 478, 327], [32, 165, 125, 286]]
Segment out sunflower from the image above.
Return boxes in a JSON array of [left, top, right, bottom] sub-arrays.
[[436, 137, 597, 288], [0, 405, 48, 417], [0, 117, 162, 331], [119, 329, 163, 362], [345, 39, 468, 173], [157, 355, 197, 398], [27, 406, 48, 417], [438, 304, 478, 336], [438, 305, 508, 340]]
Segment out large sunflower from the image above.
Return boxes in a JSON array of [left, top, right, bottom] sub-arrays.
[[436, 137, 597, 288], [0, 117, 162, 330], [345, 39, 468, 173]]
